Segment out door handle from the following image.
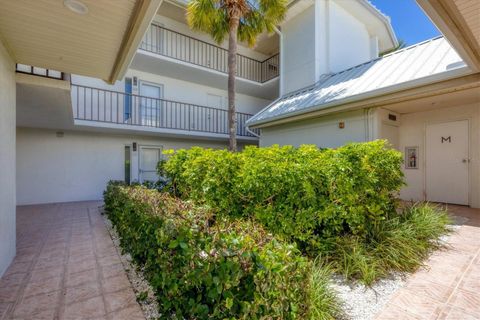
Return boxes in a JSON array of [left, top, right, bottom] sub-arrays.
[[462, 159, 470, 163]]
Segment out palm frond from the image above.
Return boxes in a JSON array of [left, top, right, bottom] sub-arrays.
[[187, 0, 287, 47]]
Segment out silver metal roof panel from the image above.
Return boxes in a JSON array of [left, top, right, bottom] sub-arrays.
[[247, 36, 468, 127]]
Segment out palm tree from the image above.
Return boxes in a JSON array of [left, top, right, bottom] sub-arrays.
[[187, 0, 287, 151]]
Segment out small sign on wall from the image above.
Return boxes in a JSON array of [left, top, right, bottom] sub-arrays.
[[405, 146, 419, 169]]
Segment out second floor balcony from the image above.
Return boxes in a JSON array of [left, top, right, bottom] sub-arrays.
[[71, 84, 259, 139], [139, 23, 280, 84]]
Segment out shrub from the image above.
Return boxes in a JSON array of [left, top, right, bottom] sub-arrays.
[[323, 203, 452, 284], [103, 182, 339, 319], [161, 140, 404, 253]]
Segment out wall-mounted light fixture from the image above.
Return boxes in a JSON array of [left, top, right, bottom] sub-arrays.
[[132, 142, 137, 152], [338, 122, 345, 129]]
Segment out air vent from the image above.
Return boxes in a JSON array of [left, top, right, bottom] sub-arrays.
[[388, 114, 397, 121]]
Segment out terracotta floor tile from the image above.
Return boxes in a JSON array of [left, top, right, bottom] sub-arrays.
[[66, 268, 97, 288], [97, 254, 121, 268], [12, 290, 60, 318], [3, 261, 31, 277], [408, 267, 461, 289], [375, 303, 423, 320], [107, 304, 145, 320], [0, 202, 144, 320], [30, 267, 63, 282], [32, 263, 65, 276], [101, 263, 125, 279], [102, 274, 131, 294], [104, 289, 137, 313], [457, 274, 480, 293], [464, 262, 480, 280], [64, 282, 101, 305], [438, 304, 480, 320], [0, 272, 28, 288], [428, 249, 473, 267], [68, 252, 96, 264], [13, 252, 36, 263], [0, 285, 20, 303], [67, 259, 97, 275], [35, 256, 66, 270], [391, 289, 444, 318], [23, 275, 62, 298], [448, 288, 480, 313], [0, 302, 12, 319], [404, 279, 453, 302], [63, 295, 106, 319]]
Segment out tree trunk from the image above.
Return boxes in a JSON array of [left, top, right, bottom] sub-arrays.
[[227, 16, 239, 152]]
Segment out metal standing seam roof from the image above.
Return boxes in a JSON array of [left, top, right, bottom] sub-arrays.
[[247, 36, 469, 127]]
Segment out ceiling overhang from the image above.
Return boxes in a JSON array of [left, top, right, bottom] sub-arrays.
[[0, 0, 162, 83]]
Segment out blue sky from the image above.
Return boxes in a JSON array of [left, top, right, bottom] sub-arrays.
[[369, 0, 441, 46]]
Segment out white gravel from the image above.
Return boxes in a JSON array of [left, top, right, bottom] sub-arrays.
[[332, 218, 461, 320], [331, 274, 406, 320], [102, 211, 161, 320]]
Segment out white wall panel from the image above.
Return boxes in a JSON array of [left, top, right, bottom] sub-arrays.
[[16, 128, 230, 205], [0, 39, 16, 277]]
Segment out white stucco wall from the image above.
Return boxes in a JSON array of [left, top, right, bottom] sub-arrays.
[[259, 109, 369, 148], [0, 39, 16, 277], [282, 0, 379, 94], [282, 5, 317, 94], [328, 1, 372, 73], [398, 103, 480, 207], [16, 128, 233, 205]]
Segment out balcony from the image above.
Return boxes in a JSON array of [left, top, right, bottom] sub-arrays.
[[71, 84, 259, 139], [132, 24, 280, 100], [140, 23, 279, 83]]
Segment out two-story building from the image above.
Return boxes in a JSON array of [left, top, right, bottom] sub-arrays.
[[1, 0, 479, 286], [14, 0, 399, 206]]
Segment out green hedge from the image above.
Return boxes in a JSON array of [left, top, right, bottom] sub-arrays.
[[160, 140, 404, 252], [104, 182, 338, 319]]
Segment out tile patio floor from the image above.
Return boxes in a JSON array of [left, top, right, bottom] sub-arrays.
[[0, 202, 479, 320], [0, 201, 144, 320], [376, 205, 480, 320]]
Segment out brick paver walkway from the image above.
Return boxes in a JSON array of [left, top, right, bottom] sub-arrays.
[[376, 205, 480, 319], [0, 201, 145, 320]]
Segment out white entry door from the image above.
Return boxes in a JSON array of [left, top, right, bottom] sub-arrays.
[[140, 82, 163, 126], [426, 120, 469, 205], [139, 146, 162, 183]]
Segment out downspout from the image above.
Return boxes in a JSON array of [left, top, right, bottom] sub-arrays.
[[364, 107, 376, 141], [273, 26, 284, 96]]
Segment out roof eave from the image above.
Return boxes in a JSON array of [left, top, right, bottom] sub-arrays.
[[108, 0, 163, 84], [248, 66, 472, 128], [359, 0, 399, 49]]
